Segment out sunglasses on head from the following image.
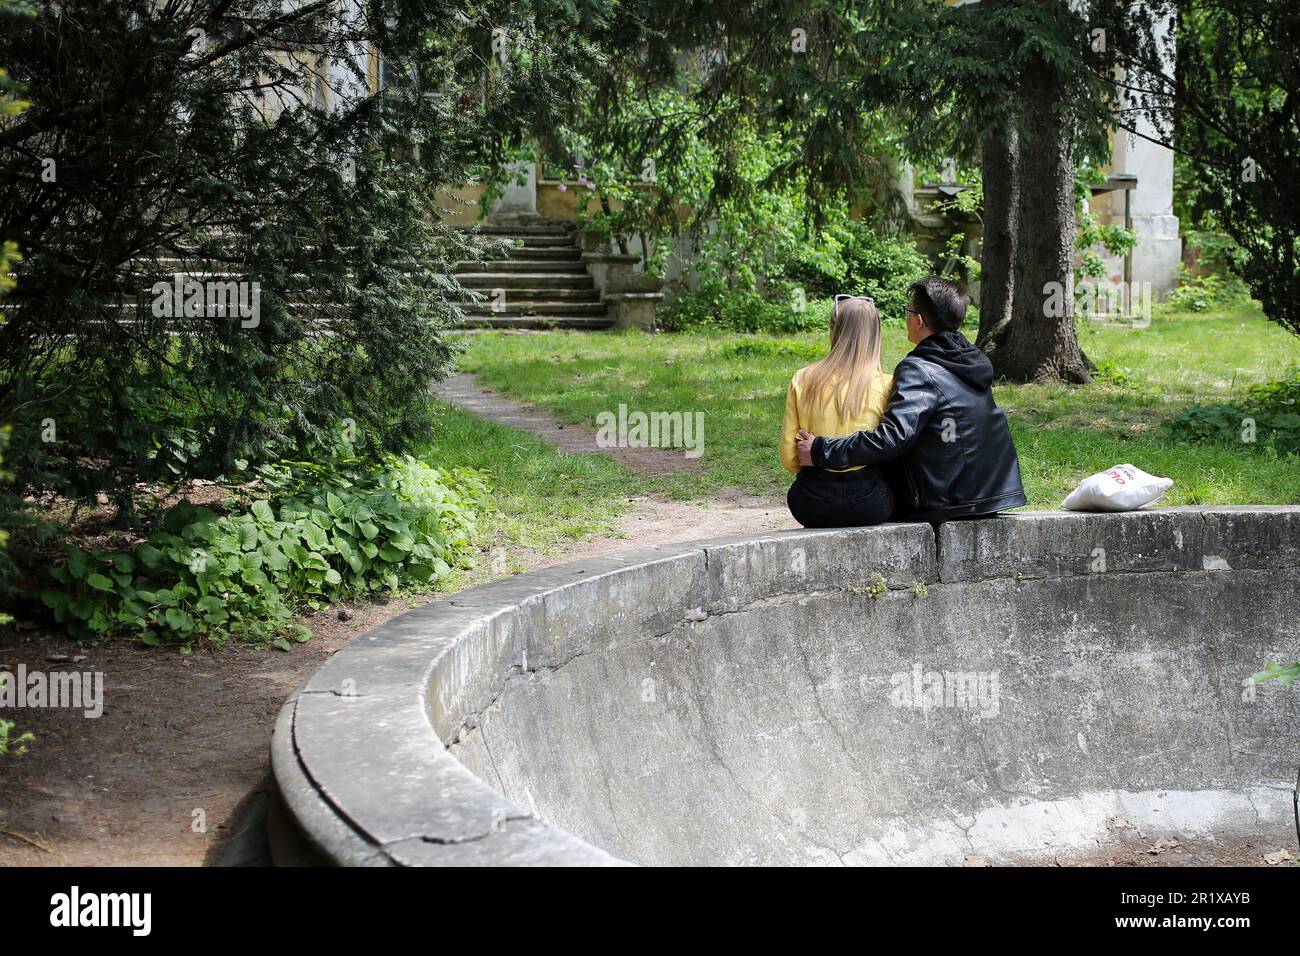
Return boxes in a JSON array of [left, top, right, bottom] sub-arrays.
[[833, 293, 874, 317]]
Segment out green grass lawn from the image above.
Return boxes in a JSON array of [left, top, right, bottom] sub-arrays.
[[419, 399, 646, 577], [453, 300, 1300, 510]]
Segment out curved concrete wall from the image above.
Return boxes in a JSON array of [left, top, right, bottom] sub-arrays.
[[272, 508, 1300, 866]]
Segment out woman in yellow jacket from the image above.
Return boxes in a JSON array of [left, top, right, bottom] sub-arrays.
[[780, 295, 894, 527]]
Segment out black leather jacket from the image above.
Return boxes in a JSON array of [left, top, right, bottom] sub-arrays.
[[811, 331, 1027, 522]]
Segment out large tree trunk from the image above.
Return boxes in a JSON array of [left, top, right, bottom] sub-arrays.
[[976, 111, 1020, 349], [982, 75, 1091, 384]]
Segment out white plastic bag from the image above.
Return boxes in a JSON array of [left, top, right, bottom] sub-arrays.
[[1061, 463, 1173, 512]]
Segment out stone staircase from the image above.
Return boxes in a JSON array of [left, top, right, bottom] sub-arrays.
[[454, 223, 612, 330]]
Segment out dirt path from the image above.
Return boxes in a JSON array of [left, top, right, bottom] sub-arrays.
[[433, 371, 710, 475], [433, 370, 796, 550], [0, 615, 363, 866], [0, 373, 792, 867]]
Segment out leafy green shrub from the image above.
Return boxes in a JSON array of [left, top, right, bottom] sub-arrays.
[[1163, 267, 1248, 314], [717, 339, 826, 362], [661, 285, 825, 334], [0, 663, 33, 757], [38, 454, 489, 649], [782, 221, 933, 321], [1165, 272, 1218, 313], [835, 224, 935, 320], [662, 207, 933, 334], [1181, 229, 1249, 292], [0, 705, 35, 757], [1091, 360, 1133, 387], [1168, 402, 1254, 441], [1167, 369, 1300, 457]]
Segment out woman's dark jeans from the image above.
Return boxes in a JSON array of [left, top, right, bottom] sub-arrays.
[[787, 466, 894, 529]]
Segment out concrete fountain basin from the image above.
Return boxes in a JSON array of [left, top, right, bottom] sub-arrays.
[[271, 507, 1300, 866]]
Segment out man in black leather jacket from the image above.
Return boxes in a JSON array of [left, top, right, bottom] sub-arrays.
[[795, 277, 1026, 522]]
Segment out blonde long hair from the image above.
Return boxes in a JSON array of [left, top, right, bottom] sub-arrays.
[[801, 297, 883, 420]]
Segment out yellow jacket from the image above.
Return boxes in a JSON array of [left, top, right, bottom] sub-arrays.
[[780, 366, 894, 474]]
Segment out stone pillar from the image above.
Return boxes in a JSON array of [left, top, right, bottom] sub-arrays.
[[1102, 12, 1181, 296], [581, 252, 663, 329], [581, 252, 643, 295], [489, 160, 539, 221], [1104, 129, 1180, 296]]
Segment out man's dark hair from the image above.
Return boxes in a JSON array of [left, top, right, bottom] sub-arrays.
[[907, 276, 968, 332]]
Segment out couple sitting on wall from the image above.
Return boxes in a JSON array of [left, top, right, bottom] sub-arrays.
[[782, 276, 1026, 527]]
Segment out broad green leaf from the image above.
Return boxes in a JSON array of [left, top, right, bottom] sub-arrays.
[[40, 589, 70, 610], [164, 608, 194, 633], [302, 523, 329, 551]]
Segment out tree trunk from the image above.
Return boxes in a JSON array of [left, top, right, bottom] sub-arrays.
[[982, 74, 1091, 384], [976, 111, 1020, 349]]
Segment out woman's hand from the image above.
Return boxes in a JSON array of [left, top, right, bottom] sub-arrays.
[[796, 428, 817, 467]]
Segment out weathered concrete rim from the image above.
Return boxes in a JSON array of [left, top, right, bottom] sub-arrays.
[[270, 506, 1300, 866]]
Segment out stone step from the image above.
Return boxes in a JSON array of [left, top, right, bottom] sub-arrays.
[[513, 235, 579, 248], [455, 259, 587, 274], [462, 287, 600, 303], [457, 272, 595, 289], [457, 223, 572, 236], [462, 301, 607, 316], [503, 246, 582, 261], [459, 314, 612, 330]]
